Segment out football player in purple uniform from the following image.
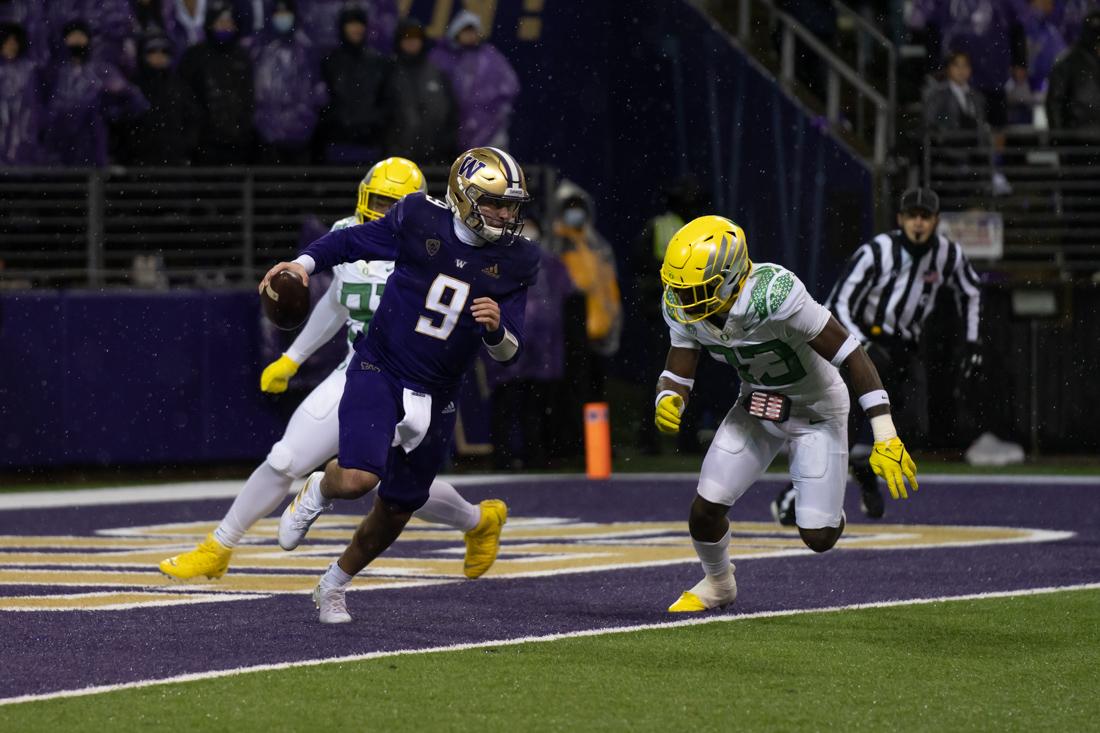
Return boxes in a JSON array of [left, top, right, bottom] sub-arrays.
[[260, 147, 540, 623]]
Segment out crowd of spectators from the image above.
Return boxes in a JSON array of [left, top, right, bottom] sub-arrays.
[[0, 1, 520, 167], [906, 0, 1100, 133]]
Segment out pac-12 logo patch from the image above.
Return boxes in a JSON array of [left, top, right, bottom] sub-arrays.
[[458, 156, 487, 180], [425, 238, 441, 256]]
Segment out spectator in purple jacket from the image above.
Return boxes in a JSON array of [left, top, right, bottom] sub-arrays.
[[43, 21, 149, 166], [251, 0, 326, 163], [0, 22, 44, 166], [47, 0, 134, 67], [428, 10, 519, 149], [0, 0, 47, 63], [907, 0, 1028, 125]]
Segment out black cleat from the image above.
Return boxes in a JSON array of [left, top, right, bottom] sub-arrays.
[[853, 464, 885, 519], [770, 483, 798, 526]]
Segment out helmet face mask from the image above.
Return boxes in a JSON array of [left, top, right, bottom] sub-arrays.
[[660, 216, 752, 324], [356, 157, 427, 224], [447, 147, 530, 241]]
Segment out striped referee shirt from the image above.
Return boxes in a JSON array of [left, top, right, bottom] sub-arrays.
[[826, 231, 981, 344]]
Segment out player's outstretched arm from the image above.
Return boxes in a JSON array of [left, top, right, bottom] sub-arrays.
[[654, 347, 701, 435], [809, 316, 919, 499]]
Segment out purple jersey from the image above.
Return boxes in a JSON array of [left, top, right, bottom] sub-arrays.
[[301, 193, 540, 394]]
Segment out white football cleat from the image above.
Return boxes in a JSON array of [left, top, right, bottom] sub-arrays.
[[279, 471, 332, 550], [313, 581, 352, 624]]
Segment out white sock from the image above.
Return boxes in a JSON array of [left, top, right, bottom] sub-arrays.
[[321, 561, 354, 588], [214, 462, 293, 548], [692, 531, 733, 583], [306, 472, 329, 507], [412, 480, 481, 532]]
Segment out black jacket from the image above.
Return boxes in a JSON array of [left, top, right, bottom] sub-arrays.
[[178, 40, 254, 150], [383, 52, 457, 166], [924, 81, 987, 133], [1046, 45, 1100, 131], [319, 43, 392, 145], [120, 66, 201, 165]]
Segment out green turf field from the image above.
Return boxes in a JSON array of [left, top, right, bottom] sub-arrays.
[[4, 588, 1097, 732]]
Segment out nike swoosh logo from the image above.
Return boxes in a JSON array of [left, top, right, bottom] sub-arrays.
[[809, 418, 828, 425]]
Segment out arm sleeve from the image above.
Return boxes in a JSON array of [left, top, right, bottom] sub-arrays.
[[300, 203, 403, 273], [827, 245, 875, 342], [284, 276, 350, 364], [949, 247, 982, 343]]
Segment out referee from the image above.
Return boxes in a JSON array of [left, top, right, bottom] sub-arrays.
[[772, 186, 982, 523]]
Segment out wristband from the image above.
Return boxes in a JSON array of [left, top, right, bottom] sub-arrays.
[[659, 370, 695, 389], [830, 334, 861, 366], [655, 389, 685, 414], [858, 389, 890, 412], [870, 414, 898, 442], [484, 327, 519, 361]]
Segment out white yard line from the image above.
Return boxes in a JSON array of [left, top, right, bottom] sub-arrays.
[[0, 472, 1096, 510], [1, 581, 1097, 708]]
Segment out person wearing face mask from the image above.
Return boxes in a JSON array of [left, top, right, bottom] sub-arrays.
[[0, 22, 44, 166], [383, 17, 458, 167], [771, 187, 984, 525], [317, 5, 392, 164], [549, 182, 622, 407], [250, 0, 326, 164], [43, 20, 149, 166], [178, 2, 254, 164], [119, 33, 200, 165], [428, 10, 519, 150], [46, 0, 133, 67]]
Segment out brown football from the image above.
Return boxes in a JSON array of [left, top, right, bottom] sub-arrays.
[[261, 270, 310, 330]]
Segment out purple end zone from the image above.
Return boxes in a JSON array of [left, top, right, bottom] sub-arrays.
[[1, 477, 1098, 701]]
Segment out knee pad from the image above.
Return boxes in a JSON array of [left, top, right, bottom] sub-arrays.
[[266, 441, 299, 478]]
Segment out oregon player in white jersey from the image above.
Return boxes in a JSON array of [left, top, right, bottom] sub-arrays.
[[653, 216, 919, 612], [159, 158, 507, 582]]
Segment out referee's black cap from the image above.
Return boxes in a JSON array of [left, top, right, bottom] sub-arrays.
[[899, 187, 940, 215]]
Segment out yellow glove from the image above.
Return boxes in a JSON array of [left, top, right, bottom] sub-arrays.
[[260, 354, 300, 394], [869, 436, 919, 500], [655, 393, 684, 435]]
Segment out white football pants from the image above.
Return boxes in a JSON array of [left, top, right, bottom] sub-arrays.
[[696, 405, 848, 529], [215, 366, 481, 547]]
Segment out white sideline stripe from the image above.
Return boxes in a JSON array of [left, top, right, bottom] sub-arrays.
[[1, 472, 1097, 509], [2, 582, 1098, 708]]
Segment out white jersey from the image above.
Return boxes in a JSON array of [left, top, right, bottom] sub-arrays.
[[284, 216, 394, 366], [664, 263, 848, 419]]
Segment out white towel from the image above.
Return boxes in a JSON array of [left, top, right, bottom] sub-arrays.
[[392, 389, 433, 453]]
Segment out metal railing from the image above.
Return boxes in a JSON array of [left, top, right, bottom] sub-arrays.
[[923, 128, 1100, 272], [0, 165, 559, 288], [703, 0, 895, 167]]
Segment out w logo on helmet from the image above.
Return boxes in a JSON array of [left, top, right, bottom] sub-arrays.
[[458, 156, 487, 180]]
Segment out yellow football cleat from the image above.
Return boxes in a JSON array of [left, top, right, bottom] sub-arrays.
[[463, 499, 507, 579], [668, 591, 709, 612], [667, 572, 738, 612], [159, 533, 232, 581]]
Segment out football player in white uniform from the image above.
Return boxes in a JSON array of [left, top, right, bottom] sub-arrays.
[[655, 216, 918, 612], [160, 158, 507, 582]]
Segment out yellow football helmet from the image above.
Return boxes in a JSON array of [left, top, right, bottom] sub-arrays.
[[356, 157, 427, 223], [660, 215, 752, 324], [446, 147, 531, 241]]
